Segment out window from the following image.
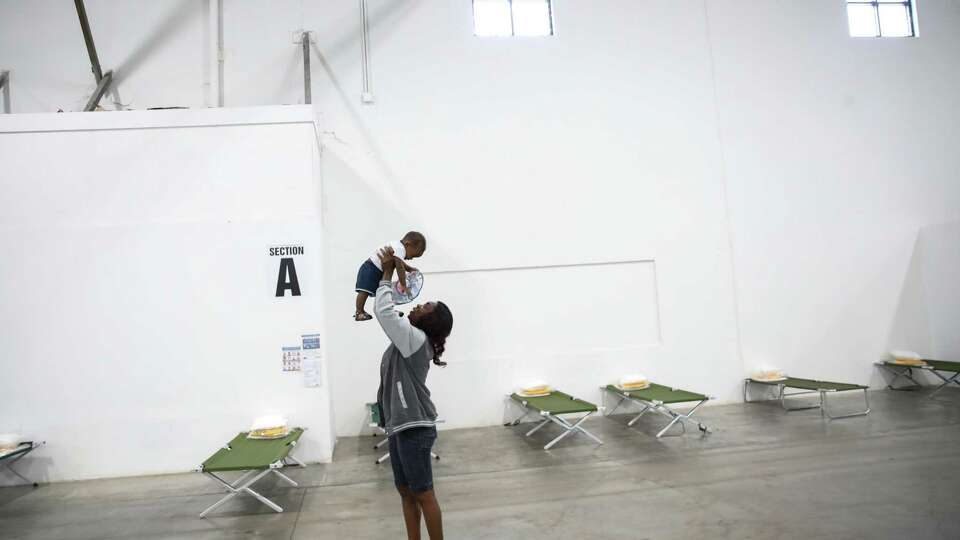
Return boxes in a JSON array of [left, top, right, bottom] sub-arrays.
[[473, 0, 554, 37], [847, 1, 916, 37]]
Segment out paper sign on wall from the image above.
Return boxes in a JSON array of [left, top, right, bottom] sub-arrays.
[[301, 333, 322, 387], [282, 346, 303, 372]]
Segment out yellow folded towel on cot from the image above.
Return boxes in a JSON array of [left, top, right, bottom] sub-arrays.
[[619, 374, 650, 390], [889, 350, 924, 366], [751, 369, 786, 381], [248, 415, 289, 439], [518, 380, 552, 396]]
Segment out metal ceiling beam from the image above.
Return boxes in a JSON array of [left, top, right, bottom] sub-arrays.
[[0, 70, 9, 113], [74, 0, 112, 111], [301, 33, 312, 105], [84, 70, 113, 112], [74, 0, 103, 82]]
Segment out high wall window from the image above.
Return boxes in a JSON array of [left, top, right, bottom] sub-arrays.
[[847, 1, 916, 37], [473, 0, 554, 37]]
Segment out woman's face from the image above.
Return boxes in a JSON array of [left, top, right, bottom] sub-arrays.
[[408, 302, 436, 324]]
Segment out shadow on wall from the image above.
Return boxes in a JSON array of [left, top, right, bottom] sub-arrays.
[[877, 230, 934, 387], [308, 0, 424, 211]]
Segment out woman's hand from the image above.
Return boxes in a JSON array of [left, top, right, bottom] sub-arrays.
[[378, 246, 396, 280]]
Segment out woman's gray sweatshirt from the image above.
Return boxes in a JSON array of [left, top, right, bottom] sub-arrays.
[[374, 281, 437, 435]]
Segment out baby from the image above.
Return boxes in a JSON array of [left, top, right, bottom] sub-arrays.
[[354, 231, 426, 321]]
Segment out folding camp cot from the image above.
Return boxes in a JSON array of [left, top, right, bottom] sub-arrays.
[[0, 441, 45, 487], [366, 402, 439, 464], [743, 377, 870, 419], [601, 383, 712, 438], [196, 428, 305, 518], [506, 391, 603, 450], [875, 360, 960, 398]]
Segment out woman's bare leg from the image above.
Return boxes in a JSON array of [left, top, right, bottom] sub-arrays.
[[414, 489, 443, 540], [398, 486, 422, 540]]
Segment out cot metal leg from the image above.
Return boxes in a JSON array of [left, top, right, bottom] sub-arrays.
[[284, 455, 307, 468], [605, 394, 628, 417], [241, 485, 283, 513], [504, 398, 538, 427], [653, 399, 710, 438], [526, 416, 552, 437], [779, 385, 821, 412], [743, 379, 775, 403], [928, 371, 960, 398], [211, 470, 256, 492], [271, 469, 298, 487], [654, 409, 685, 437], [876, 364, 923, 390], [1, 450, 39, 486], [200, 469, 278, 518], [1, 463, 33, 485], [626, 403, 653, 427], [543, 412, 602, 450], [821, 389, 871, 419]]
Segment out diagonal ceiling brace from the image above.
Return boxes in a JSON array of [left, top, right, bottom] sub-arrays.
[[85, 70, 113, 112], [301, 32, 312, 105], [74, 0, 113, 111], [0, 70, 9, 114]]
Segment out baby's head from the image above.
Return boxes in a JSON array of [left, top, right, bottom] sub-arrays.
[[401, 231, 426, 259]]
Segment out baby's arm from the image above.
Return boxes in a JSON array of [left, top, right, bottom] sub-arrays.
[[395, 258, 408, 291]]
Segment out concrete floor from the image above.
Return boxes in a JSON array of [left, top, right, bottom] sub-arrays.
[[2, 388, 959, 539]]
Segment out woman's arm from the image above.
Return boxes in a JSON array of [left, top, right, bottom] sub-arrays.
[[374, 247, 425, 357]]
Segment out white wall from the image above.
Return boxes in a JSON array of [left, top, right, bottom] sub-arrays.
[[709, 0, 960, 381], [920, 220, 960, 360], [316, 0, 745, 435], [1, 0, 959, 460], [0, 106, 334, 484]]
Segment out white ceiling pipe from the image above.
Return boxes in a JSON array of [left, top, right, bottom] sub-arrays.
[[359, 0, 374, 104]]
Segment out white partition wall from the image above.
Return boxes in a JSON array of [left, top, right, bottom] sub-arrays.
[[0, 106, 334, 483], [921, 220, 960, 360]]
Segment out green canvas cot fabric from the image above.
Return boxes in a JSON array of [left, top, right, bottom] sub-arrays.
[[367, 402, 382, 425], [511, 391, 597, 414], [924, 360, 960, 372], [201, 428, 304, 472], [606, 383, 707, 404], [783, 378, 866, 392]]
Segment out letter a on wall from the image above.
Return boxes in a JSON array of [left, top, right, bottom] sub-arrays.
[[269, 245, 306, 298], [276, 258, 301, 297]]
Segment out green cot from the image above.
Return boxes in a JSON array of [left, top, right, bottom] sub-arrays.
[[507, 391, 603, 450], [875, 359, 960, 398], [196, 428, 305, 517], [601, 383, 713, 438], [0, 441, 45, 487], [744, 377, 870, 419]]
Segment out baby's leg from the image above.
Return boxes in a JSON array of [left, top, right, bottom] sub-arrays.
[[355, 292, 372, 321]]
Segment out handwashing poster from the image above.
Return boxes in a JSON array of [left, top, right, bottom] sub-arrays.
[[281, 346, 303, 372]]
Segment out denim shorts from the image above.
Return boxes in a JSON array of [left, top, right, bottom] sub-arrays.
[[355, 259, 383, 295], [388, 426, 437, 493]]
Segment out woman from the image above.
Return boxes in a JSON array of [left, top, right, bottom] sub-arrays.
[[374, 246, 453, 540]]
